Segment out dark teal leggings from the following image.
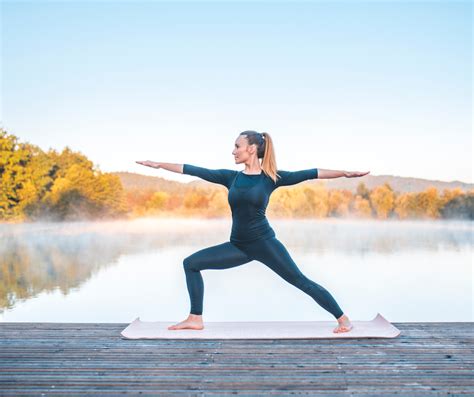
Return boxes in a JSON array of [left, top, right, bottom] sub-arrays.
[[183, 237, 344, 319]]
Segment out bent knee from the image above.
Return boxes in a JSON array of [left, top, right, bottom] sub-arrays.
[[183, 256, 194, 271], [183, 256, 200, 272]]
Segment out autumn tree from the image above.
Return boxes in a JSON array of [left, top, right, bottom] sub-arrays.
[[440, 187, 464, 207], [352, 195, 372, 218], [0, 130, 58, 221], [328, 190, 352, 217], [415, 187, 441, 219], [207, 189, 230, 217], [0, 129, 126, 221], [370, 183, 395, 219], [145, 191, 170, 214], [183, 188, 210, 210], [394, 192, 417, 219]]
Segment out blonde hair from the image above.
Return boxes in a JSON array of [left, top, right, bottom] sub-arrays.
[[239, 130, 280, 184]]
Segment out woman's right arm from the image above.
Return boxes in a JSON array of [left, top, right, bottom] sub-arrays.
[[136, 161, 236, 188], [135, 161, 183, 174]]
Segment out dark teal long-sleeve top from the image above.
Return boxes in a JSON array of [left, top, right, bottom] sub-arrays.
[[183, 164, 318, 244]]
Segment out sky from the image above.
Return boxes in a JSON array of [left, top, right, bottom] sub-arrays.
[[1, 0, 472, 184]]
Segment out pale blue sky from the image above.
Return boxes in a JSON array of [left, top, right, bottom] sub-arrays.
[[2, 1, 472, 183]]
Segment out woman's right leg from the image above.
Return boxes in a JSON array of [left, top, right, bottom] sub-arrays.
[[243, 237, 346, 320], [183, 241, 252, 316]]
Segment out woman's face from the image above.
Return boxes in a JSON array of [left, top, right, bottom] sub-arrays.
[[232, 135, 255, 164]]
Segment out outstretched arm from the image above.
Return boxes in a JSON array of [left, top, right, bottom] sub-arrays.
[[136, 161, 183, 173], [136, 160, 236, 188], [274, 167, 370, 188], [181, 164, 236, 188], [274, 168, 319, 188], [318, 168, 370, 179]]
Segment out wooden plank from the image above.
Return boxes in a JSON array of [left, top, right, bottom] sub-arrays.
[[0, 322, 472, 396]]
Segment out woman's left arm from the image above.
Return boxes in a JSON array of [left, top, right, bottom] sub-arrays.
[[317, 169, 370, 179]]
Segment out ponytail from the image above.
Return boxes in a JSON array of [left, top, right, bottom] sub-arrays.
[[239, 131, 280, 184]]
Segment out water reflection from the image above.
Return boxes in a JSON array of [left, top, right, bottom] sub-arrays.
[[0, 218, 472, 320]]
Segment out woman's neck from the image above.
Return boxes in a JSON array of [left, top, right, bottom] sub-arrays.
[[243, 161, 262, 175], [243, 167, 262, 175]]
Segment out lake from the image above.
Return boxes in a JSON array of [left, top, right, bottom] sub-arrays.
[[0, 217, 472, 323]]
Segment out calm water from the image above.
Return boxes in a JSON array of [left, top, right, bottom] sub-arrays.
[[0, 218, 472, 323]]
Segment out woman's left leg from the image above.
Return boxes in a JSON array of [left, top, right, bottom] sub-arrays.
[[242, 237, 345, 319]]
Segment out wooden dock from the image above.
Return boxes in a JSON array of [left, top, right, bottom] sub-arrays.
[[0, 321, 472, 396]]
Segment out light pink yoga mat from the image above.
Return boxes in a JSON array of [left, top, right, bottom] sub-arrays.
[[120, 312, 400, 339]]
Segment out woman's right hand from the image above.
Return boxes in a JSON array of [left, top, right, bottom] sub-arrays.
[[136, 160, 160, 169]]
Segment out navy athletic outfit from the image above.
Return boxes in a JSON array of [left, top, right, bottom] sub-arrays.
[[181, 164, 344, 319]]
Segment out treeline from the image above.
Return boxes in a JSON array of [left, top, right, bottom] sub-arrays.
[[1, 129, 473, 222], [0, 129, 127, 221], [127, 182, 473, 220]]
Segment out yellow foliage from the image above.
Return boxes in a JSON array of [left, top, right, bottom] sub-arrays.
[[440, 187, 464, 206], [415, 186, 441, 219], [370, 183, 395, 219], [328, 190, 352, 217], [352, 195, 372, 218], [208, 189, 230, 216], [394, 193, 417, 219], [268, 185, 330, 218], [184, 188, 210, 209], [1, 128, 472, 222], [145, 191, 169, 212], [46, 177, 72, 204]]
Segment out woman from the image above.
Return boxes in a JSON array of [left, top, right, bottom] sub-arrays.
[[136, 131, 369, 333]]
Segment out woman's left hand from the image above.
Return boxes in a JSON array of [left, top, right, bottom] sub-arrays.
[[344, 170, 370, 178]]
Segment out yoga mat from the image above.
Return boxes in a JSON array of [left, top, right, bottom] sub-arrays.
[[120, 312, 400, 339]]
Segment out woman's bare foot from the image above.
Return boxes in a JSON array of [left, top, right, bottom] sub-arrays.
[[333, 314, 353, 333], [167, 314, 204, 330]]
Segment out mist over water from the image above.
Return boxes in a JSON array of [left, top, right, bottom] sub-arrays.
[[0, 218, 472, 323]]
